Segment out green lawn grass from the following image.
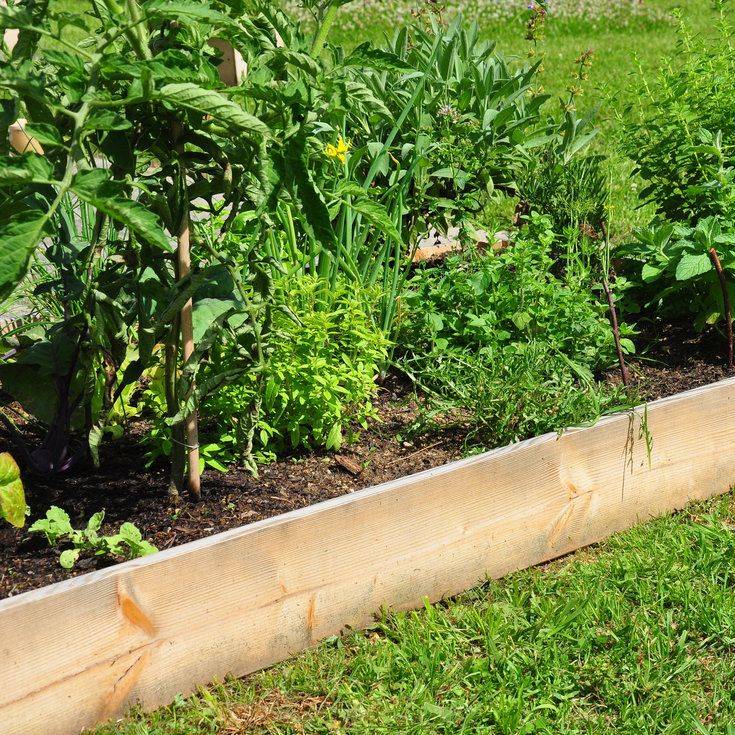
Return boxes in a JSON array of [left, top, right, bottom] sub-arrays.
[[96, 490, 735, 734]]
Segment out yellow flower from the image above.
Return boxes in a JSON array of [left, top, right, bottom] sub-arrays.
[[325, 136, 350, 164]]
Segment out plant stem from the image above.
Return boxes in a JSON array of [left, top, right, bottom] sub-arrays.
[[708, 246, 734, 371], [310, 2, 339, 57], [165, 317, 183, 502], [602, 278, 631, 387]]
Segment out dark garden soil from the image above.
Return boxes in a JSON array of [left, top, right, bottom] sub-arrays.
[[0, 318, 732, 601]]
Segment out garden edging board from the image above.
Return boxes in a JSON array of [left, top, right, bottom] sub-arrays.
[[2, 377, 735, 735]]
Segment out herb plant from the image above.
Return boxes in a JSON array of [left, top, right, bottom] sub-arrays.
[[622, 10, 735, 367], [623, 10, 735, 225], [397, 215, 633, 447], [202, 274, 389, 461]]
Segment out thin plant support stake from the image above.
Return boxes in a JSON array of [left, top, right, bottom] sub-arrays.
[[175, 133, 201, 500], [708, 246, 734, 371], [603, 278, 630, 387], [600, 221, 630, 387]]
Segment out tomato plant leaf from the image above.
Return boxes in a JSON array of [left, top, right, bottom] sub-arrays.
[[0, 207, 52, 301], [344, 196, 403, 245], [71, 169, 171, 250], [154, 83, 269, 136], [192, 297, 236, 342], [143, 0, 231, 23], [0, 153, 55, 185]]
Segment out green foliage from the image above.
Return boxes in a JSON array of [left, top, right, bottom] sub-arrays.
[[202, 274, 389, 460], [623, 12, 735, 225], [362, 16, 556, 229], [0, 452, 27, 528], [621, 12, 735, 341], [397, 214, 632, 447], [622, 217, 735, 329], [29, 506, 157, 568], [250, 11, 580, 337], [517, 151, 608, 239], [0, 0, 286, 479], [2, 0, 424, 479]]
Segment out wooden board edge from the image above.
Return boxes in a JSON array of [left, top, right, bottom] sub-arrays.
[[3, 375, 734, 614]]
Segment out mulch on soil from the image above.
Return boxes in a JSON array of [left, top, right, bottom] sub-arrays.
[[0, 318, 731, 601]]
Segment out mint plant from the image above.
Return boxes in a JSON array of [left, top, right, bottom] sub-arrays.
[[396, 214, 634, 447], [624, 218, 735, 366]]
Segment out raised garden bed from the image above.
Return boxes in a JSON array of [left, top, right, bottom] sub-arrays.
[[2, 376, 735, 735], [1, 321, 730, 601], [2, 2, 735, 733]]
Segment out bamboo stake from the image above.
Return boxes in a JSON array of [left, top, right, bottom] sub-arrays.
[[172, 37, 249, 498], [172, 122, 201, 500], [177, 187, 201, 499], [708, 246, 734, 371], [2, 2, 40, 157]]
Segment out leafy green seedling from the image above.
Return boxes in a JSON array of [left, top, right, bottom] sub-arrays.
[[29, 507, 157, 569], [28, 506, 74, 545]]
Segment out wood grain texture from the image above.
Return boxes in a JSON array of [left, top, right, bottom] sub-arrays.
[[3, 379, 735, 735]]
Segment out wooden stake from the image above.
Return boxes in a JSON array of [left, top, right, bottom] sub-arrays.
[[177, 201, 201, 499], [708, 246, 734, 371], [3, 27, 18, 53], [8, 118, 44, 155], [173, 127, 201, 500], [208, 38, 247, 86], [602, 278, 630, 387]]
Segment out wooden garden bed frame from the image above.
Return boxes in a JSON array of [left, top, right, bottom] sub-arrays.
[[3, 378, 735, 735]]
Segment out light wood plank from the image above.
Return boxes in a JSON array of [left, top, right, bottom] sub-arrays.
[[2, 378, 735, 735]]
